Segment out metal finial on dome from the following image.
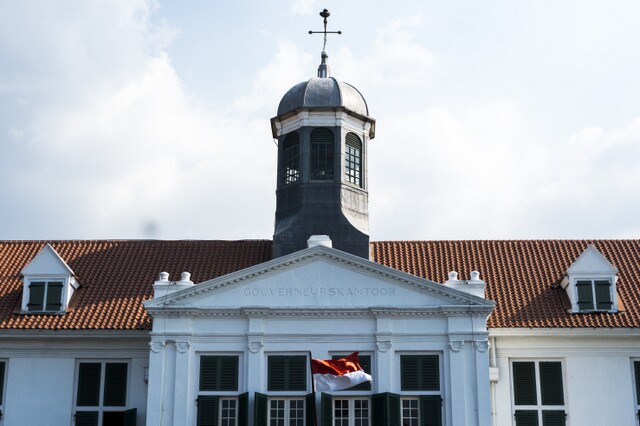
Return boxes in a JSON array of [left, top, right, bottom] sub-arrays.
[[308, 9, 342, 78]]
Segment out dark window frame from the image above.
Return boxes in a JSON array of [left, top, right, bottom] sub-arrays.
[[344, 133, 363, 188], [74, 360, 132, 426], [282, 132, 300, 185], [511, 360, 566, 426], [26, 280, 65, 312], [575, 278, 613, 312], [310, 128, 335, 181]]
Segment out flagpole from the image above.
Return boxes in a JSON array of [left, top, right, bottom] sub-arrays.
[[309, 351, 318, 426]]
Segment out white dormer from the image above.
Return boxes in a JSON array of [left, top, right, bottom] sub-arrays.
[[20, 244, 79, 314], [562, 245, 618, 313]]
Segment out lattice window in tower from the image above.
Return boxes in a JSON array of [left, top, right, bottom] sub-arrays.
[[311, 128, 334, 180], [283, 133, 300, 185], [345, 133, 362, 187]]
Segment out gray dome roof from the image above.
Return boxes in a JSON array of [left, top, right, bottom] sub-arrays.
[[277, 77, 369, 117]]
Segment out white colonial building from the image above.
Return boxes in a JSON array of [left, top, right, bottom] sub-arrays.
[[0, 18, 639, 426]]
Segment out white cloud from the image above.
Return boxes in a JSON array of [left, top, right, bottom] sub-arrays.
[[289, 0, 320, 16]]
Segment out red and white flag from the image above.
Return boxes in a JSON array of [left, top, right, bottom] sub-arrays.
[[311, 352, 372, 392]]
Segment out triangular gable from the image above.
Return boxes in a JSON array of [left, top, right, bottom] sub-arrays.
[[566, 244, 618, 275], [21, 243, 75, 277], [145, 245, 494, 311]]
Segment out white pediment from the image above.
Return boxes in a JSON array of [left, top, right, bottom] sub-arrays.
[[145, 246, 493, 312], [566, 244, 618, 275], [21, 243, 75, 277]]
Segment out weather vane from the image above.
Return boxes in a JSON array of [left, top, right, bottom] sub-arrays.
[[308, 9, 341, 52]]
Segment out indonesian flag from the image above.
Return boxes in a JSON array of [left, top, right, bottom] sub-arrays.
[[311, 352, 372, 392]]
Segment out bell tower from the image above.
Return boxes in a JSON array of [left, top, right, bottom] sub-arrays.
[[270, 10, 375, 259]]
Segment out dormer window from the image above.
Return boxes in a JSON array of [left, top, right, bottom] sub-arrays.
[[20, 244, 78, 314], [562, 245, 619, 313], [576, 279, 613, 312], [27, 280, 64, 312]]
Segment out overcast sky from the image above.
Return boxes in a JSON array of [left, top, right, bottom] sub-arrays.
[[1, 0, 639, 241]]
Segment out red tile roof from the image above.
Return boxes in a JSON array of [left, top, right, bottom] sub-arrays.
[[0, 239, 639, 330], [372, 240, 640, 328], [0, 240, 272, 330]]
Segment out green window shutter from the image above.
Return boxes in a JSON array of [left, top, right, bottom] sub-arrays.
[[201, 356, 239, 391], [419, 395, 442, 426], [595, 280, 613, 310], [45, 282, 63, 311], [401, 355, 439, 391], [0, 361, 5, 405], [542, 410, 566, 426], [124, 408, 138, 426], [332, 355, 371, 391], [539, 362, 564, 405], [576, 280, 594, 310], [514, 410, 538, 426], [238, 392, 248, 426], [306, 393, 316, 426], [75, 411, 99, 426], [77, 363, 102, 406], [310, 128, 335, 180], [321, 393, 332, 426], [268, 356, 306, 391], [104, 363, 128, 407], [254, 392, 268, 426], [634, 361, 640, 405], [283, 132, 301, 185], [512, 362, 537, 406], [28, 282, 45, 311], [371, 393, 400, 426], [197, 395, 219, 426]]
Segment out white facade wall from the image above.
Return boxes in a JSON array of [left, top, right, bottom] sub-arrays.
[[491, 330, 640, 426], [144, 247, 495, 426], [0, 333, 149, 426]]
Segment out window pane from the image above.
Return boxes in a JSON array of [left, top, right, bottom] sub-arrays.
[[221, 398, 238, 426], [270, 399, 285, 426], [514, 410, 538, 426], [576, 281, 594, 310], [401, 355, 439, 391], [595, 280, 612, 310], [45, 282, 63, 311], [311, 128, 334, 180], [201, 356, 239, 391], [402, 399, 419, 426], [512, 362, 537, 406], [77, 363, 102, 406], [75, 411, 99, 426], [104, 363, 128, 407], [28, 282, 45, 311], [541, 410, 566, 426], [268, 356, 307, 391], [290, 399, 305, 426], [0, 361, 5, 405], [283, 133, 300, 185], [345, 133, 362, 187], [539, 362, 564, 405]]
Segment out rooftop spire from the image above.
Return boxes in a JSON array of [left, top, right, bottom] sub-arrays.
[[308, 9, 341, 78]]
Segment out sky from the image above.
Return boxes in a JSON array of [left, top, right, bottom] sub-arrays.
[[1, 0, 639, 241]]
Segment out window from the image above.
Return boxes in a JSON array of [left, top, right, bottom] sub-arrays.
[[576, 279, 612, 312], [512, 361, 566, 426], [268, 355, 307, 391], [283, 132, 300, 185], [254, 356, 313, 426], [311, 128, 334, 180], [345, 133, 362, 187], [197, 355, 247, 426], [0, 361, 5, 422], [27, 280, 64, 312], [74, 361, 136, 426], [633, 361, 640, 422], [399, 355, 442, 426], [332, 397, 369, 426]]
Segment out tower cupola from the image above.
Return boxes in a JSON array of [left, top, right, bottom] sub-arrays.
[[270, 10, 375, 259]]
